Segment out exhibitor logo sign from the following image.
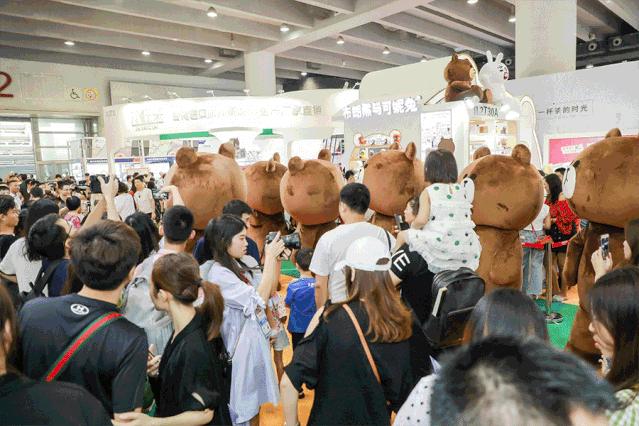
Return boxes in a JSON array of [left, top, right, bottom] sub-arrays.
[[343, 96, 421, 120]]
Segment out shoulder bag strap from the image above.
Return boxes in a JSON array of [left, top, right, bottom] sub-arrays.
[[32, 259, 64, 295], [384, 230, 392, 252], [342, 304, 381, 384], [229, 316, 248, 360], [43, 312, 122, 382]]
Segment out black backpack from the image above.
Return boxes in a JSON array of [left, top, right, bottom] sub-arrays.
[[19, 259, 64, 308], [422, 268, 485, 349]]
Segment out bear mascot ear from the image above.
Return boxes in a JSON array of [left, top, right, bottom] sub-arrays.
[[605, 128, 622, 138], [266, 159, 277, 174], [176, 147, 198, 168], [318, 149, 331, 162], [438, 138, 455, 154], [511, 144, 532, 165], [472, 146, 491, 161], [272, 152, 281, 163], [218, 142, 236, 159], [405, 142, 417, 160], [288, 157, 305, 175]]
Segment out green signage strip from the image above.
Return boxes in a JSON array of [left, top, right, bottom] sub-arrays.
[[159, 131, 211, 140]]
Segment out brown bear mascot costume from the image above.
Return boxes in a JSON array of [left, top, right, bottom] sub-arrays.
[[165, 142, 247, 236], [280, 149, 344, 249], [244, 153, 288, 257], [562, 129, 639, 364], [461, 144, 544, 292], [444, 53, 492, 104], [363, 142, 425, 232]]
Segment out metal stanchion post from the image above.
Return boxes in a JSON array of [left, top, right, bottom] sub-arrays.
[[545, 240, 563, 324]]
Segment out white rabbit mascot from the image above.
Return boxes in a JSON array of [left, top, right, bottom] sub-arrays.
[[479, 51, 521, 119]]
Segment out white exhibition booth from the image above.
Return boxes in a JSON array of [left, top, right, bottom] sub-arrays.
[[101, 89, 358, 176], [342, 54, 543, 177]]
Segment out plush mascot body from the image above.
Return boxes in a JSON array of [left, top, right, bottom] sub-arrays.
[[244, 156, 288, 256], [444, 53, 491, 104], [460, 145, 544, 292], [363, 142, 425, 232], [165, 144, 247, 231], [562, 129, 639, 363], [280, 150, 344, 248]]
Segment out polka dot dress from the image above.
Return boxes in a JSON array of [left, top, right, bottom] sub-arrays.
[[394, 374, 436, 425], [407, 179, 481, 274]]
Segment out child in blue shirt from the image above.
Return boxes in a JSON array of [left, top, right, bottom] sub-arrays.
[[285, 248, 316, 349]]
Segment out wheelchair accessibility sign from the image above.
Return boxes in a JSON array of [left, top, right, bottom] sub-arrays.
[[66, 87, 99, 101]]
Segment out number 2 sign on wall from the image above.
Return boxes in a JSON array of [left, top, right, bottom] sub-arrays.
[[0, 71, 14, 98]]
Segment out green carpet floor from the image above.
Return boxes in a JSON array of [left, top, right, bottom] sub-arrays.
[[536, 300, 578, 350]]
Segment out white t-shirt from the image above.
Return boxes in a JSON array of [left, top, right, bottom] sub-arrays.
[[114, 193, 137, 220], [0, 237, 42, 294], [11, 192, 22, 210], [310, 222, 394, 303], [524, 204, 550, 232], [134, 188, 155, 214]]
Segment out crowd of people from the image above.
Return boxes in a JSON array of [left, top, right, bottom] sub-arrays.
[[0, 149, 638, 426]]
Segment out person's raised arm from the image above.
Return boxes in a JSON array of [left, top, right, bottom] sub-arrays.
[[98, 175, 120, 222], [411, 189, 431, 230], [257, 233, 285, 303], [81, 197, 107, 229], [161, 185, 184, 207], [314, 275, 328, 310]]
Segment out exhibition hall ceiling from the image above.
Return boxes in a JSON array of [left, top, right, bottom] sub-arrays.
[[0, 0, 637, 84]]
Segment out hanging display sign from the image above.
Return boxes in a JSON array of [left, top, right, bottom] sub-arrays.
[[87, 158, 108, 164], [104, 97, 330, 138], [343, 96, 421, 119], [145, 156, 175, 164]]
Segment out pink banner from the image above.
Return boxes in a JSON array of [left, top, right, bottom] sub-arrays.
[[548, 136, 602, 164]]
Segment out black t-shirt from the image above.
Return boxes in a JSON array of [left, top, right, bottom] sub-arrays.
[[0, 372, 112, 425], [150, 314, 231, 425], [285, 301, 412, 425], [391, 243, 434, 324], [18, 293, 148, 415], [0, 234, 16, 261], [391, 244, 436, 381]]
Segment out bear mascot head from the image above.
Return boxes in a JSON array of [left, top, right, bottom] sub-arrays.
[[444, 53, 491, 104], [561, 129, 639, 364], [363, 142, 425, 231], [244, 154, 288, 256], [460, 144, 544, 292], [165, 142, 247, 231], [280, 150, 344, 248]]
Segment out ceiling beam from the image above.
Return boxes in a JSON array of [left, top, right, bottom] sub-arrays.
[[308, 38, 415, 65], [51, 0, 279, 41], [597, 0, 639, 31], [278, 46, 391, 72], [200, 57, 246, 77], [342, 23, 451, 58], [293, 0, 355, 14], [261, 0, 437, 54], [424, 0, 515, 42], [379, 12, 512, 55], [0, 0, 252, 50], [0, 32, 212, 69], [409, 7, 513, 47], [0, 16, 223, 60], [199, 0, 314, 28], [275, 58, 367, 80], [576, 0, 621, 35]]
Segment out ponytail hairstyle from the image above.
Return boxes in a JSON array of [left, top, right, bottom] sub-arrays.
[[208, 214, 251, 283], [151, 252, 224, 340]]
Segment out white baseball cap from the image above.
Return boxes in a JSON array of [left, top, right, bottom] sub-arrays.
[[334, 236, 392, 272]]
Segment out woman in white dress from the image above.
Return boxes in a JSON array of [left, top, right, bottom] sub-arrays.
[[200, 214, 285, 426], [395, 149, 481, 274]]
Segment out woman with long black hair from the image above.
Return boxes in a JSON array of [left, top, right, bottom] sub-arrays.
[[200, 214, 285, 426]]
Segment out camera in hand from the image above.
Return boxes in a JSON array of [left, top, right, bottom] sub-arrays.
[[394, 214, 410, 231], [89, 175, 109, 194], [265, 232, 301, 250]]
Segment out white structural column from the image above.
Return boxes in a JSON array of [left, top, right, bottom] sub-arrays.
[[244, 51, 276, 96], [515, 0, 577, 78]]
